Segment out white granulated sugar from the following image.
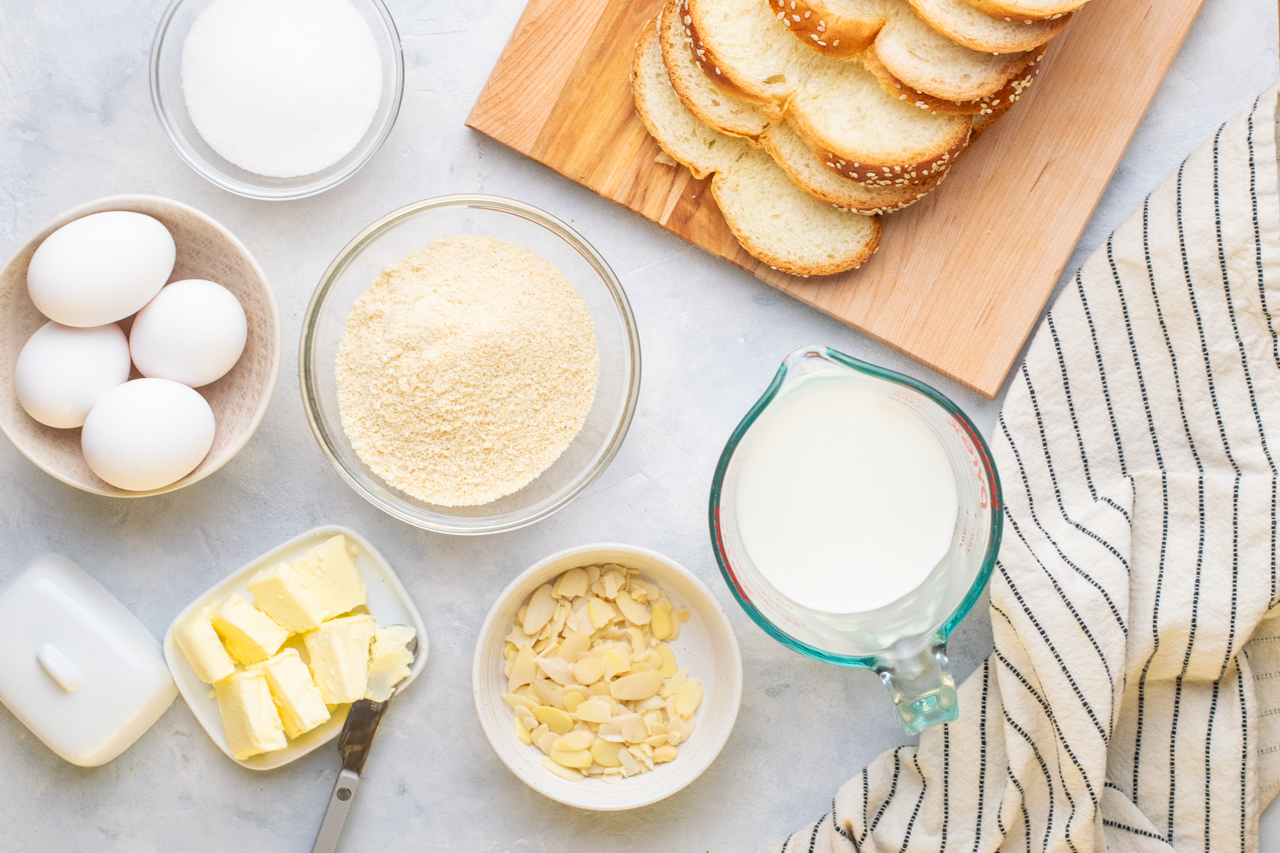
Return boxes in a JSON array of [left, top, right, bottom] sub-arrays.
[[181, 0, 382, 178], [335, 236, 600, 507]]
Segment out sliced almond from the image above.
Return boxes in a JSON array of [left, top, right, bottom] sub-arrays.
[[573, 654, 606, 685], [610, 671, 663, 701], [573, 695, 614, 724], [540, 755, 583, 781], [590, 739, 623, 767], [614, 591, 651, 626], [587, 598, 616, 630], [617, 747, 643, 777], [501, 692, 538, 713], [651, 600, 675, 640], [654, 745, 679, 764], [514, 715, 533, 745], [522, 584, 556, 635], [534, 705, 574, 735], [601, 649, 631, 680], [659, 668, 688, 699], [554, 730, 596, 752], [563, 687, 590, 713], [552, 568, 589, 599], [507, 646, 538, 693], [674, 681, 703, 718], [536, 657, 575, 686], [555, 630, 592, 663], [655, 644, 678, 678], [531, 678, 565, 710], [536, 730, 557, 755]]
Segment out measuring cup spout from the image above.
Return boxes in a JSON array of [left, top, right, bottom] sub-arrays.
[[874, 639, 958, 735]]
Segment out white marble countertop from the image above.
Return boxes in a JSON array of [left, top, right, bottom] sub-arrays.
[[0, 1, 1276, 850]]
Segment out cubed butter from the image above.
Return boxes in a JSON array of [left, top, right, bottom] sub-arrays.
[[366, 625, 416, 702], [304, 614, 375, 705], [291, 535, 366, 619], [174, 605, 236, 683], [214, 669, 288, 759], [250, 648, 330, 739], [247, 562, 330, 633], [209, 593, 288, 666]]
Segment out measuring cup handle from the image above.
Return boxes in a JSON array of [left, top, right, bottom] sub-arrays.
[[874, 643, 959, 735]]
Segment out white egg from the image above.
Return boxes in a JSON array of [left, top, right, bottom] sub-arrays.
[[27, 211, 176, 327], [15, 321, 132, 428], [81, 379, 216, 492], [129, 279, 248, 387]]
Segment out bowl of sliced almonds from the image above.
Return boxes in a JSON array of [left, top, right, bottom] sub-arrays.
[[472, 543, 742, 810]]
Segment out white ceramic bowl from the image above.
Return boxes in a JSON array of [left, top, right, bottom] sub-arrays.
[[472, 544, 742, 810], [163, 525, 428, 770], [0, 195, 281, 497]]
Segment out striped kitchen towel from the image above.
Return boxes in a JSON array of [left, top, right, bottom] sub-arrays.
[[771, 85, 1280, 853]]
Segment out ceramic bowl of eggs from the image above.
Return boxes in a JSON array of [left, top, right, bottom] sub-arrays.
[[0, 195, 281, 496]]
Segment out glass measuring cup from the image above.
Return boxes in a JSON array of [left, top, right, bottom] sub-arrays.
[[709, 346, 1002, 734]]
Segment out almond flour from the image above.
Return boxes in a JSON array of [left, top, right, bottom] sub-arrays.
[[335, 235, 599, 506]]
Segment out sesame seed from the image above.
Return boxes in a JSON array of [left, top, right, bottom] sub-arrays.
[[792, 14, 801, 21]]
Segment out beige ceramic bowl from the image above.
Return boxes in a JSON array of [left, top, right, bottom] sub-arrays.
[[472, 544, 743, 810], [0, 195, 281, 496]]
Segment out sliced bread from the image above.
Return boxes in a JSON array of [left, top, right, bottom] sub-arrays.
[[659, 1, 946, 207], [863, 47, 1043, 116], [869, 7, 1033, 102], [908, 0, 1069, 52], [683, 0, 972, 175], [961, 0, 1087, 22], [764, 0, 1035, 101], [633, 17, 882, 276]]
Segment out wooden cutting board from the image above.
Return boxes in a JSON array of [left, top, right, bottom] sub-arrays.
[[467, 0, 1207, 398]]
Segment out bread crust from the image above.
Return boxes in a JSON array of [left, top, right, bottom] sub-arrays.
[[908, 0, 1069, 52], [863, 48, 1042, 117], [764, 0, 887, 60], [961, 0, 1085, 22]]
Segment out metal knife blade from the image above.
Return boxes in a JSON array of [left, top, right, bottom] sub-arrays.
[[337, 698, 388, 775]]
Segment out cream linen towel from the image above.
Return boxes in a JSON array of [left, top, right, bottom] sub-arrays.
[[772, 85, 1280, 853]]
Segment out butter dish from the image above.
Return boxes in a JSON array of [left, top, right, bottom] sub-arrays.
[[163, 525, 427, 770], [0, 554, 178, 766]]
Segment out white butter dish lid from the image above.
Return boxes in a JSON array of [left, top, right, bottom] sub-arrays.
[[0, 554, 177, 766]]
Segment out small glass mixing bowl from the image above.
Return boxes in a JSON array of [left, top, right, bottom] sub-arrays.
[[300, 195, 642, 535], [150, 0, 403, 201]]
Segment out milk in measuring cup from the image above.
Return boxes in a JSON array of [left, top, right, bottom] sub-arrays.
[[734, 390, 958, 614]]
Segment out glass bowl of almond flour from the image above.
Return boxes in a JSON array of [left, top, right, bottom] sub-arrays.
[[300, 196, 641, 534]]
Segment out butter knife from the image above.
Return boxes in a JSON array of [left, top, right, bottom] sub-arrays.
[[311, 635, 416, 853], [310, 697, 388, 853]]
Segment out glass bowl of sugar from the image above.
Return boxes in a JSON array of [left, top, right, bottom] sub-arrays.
[[150, 0, 403, 201], [300, 196, 642, 535]]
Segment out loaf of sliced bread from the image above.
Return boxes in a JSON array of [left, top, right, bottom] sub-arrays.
[[633, 17, 882, 276], [962, 0, 1087, 21], [909, 0, 1069, 52], [763, 0, 1035, 101], [682, 0, 971, 177], [659, 2, 946, 208]]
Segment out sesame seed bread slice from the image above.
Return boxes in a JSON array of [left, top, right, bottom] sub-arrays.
[[633, 18, 882, 276], [659, 0, 771, 140], [659, 1, 946, 207], [764, 0, 1036, 101], [962, 0, 1087, 22], [863, 47, 1043, 116], [908, 0, 1069, 53], [683, 0, 972, 175]]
